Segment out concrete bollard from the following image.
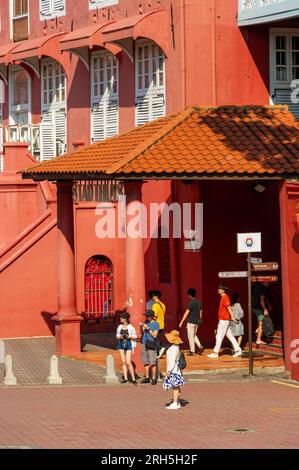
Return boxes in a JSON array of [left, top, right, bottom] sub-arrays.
[[47, 355, 63, 385], [104, 354, 119, 384], [0, 340, 5, 364], [4, 355, 17, 386]]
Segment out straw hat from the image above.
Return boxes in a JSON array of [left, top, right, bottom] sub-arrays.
[[165, 330, 183, 345]]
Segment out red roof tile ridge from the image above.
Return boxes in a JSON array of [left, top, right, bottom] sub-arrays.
[[106, 106, 195, 174]]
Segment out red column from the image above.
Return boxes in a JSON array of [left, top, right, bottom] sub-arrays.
[[124, 182, 146, 373], [279, 181, 299, 381], [53, 181, 82, 355]]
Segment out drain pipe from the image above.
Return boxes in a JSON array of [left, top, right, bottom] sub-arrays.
[[180, 0, 186, 108], [211, 0, 217, 105]]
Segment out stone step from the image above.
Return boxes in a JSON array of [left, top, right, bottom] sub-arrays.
[[268, 336, 284, 346], [249, 342, 284, 357]]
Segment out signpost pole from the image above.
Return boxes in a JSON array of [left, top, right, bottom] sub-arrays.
[[247, 252, 254, 377]]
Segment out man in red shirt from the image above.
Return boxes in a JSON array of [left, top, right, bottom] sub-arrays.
[[207, 285, 242, 358]]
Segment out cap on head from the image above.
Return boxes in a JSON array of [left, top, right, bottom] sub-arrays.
[[119, 311, 130, 320], [218, 284, 229, 292], [145, 309, 156, 318]]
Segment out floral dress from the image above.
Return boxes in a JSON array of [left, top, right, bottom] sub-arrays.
[[230, 302, 244, 337], [163, 345, 185, 390]]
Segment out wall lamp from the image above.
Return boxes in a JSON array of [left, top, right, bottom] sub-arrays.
[[253, 182, 266, 193]]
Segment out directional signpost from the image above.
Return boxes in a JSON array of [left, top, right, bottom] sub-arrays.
[[218, 271, 248, 279], [218, 233, 280, 378]]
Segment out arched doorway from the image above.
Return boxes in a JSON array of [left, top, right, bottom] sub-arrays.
[[84, 255, 113, 322]]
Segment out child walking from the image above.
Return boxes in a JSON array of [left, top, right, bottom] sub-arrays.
[[163, 330, 185, 410]]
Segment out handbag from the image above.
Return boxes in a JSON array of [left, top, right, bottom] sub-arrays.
[[177, 351, 187, 370], [145, 339, 157, 350]]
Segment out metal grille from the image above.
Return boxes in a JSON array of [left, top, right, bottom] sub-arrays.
[[84, 256, 113, 321], [73, 180, 124, 203]]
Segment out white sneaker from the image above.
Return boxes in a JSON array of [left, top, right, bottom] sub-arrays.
[[207, 353, 219, 358], [166, 402, 181, 410], [256, 340, 266, 345], [233, 350, 242, 357]]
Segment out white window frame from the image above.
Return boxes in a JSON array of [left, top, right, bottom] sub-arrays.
[[10, 0, 30, 41], [91, 51, 118, 104], [90, 51, 119, 142], [8, 65, 32, 126], [135, 40, 166, 125], [41, 58, 66, 111], [270, 29, 299, 99], [89, 0, 119, 10], [40, 0, 66, 21], [135, 40, 165, 96]]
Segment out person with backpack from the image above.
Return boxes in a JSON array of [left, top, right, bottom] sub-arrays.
[[163, 330, 185, 410], [151, 290, 166, 357]]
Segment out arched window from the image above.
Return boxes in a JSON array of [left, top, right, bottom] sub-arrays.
[[12, 70, 29, 105], [84, 255, 113, 321]]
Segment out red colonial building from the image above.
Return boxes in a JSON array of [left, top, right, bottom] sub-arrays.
[[0, 0, 299, 379]]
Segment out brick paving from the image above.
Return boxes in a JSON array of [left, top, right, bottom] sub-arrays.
[[1, 337, 110, 386], [0, 335, 285, 388], [0, 379, 298, 449]]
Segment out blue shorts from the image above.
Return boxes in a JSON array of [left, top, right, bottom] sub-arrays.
[[117, 339, 132, 351]]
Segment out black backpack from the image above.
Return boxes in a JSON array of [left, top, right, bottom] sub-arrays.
[[262, 316, 275, 337], [177, 351, 187, 370]]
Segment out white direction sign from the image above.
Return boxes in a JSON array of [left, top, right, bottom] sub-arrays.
[[237, 232, 261, 253], [218, 271, 248, 279]]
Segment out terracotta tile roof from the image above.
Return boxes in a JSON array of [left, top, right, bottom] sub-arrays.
[[21, 106, 299, 179]]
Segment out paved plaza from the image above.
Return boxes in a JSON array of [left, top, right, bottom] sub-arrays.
[[0, 336, 297, 450], [0, 378, 298, 449]]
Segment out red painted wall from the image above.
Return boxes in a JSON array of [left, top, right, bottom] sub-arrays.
[[280, 183, 299, 380], [0, 0, 298, 385], [74, 202, 126, 316], [0, 227, 57, 338]]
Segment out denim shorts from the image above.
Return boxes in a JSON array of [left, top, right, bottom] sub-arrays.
[[117, 339, 132, 351]]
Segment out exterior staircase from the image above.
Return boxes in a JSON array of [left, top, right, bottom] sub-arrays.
[[246, 331, 284, 358]]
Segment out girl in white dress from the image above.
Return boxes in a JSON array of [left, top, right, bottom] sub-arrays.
[[163, 330, 185, 410], [230, 293, 244, 348]]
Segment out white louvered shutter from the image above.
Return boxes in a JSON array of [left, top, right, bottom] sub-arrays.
[[41, 110, 55, 161], [40, 0, 52, 16], [274, 88, 299, 121], [151, 93, 165, 121], [106, 99, 118, 138], [53, 0, 65, 14], [136, 95, 150, 126], [55, 108, 67, 155], [92, 103, 105, 142]]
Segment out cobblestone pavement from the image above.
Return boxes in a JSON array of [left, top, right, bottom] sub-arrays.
[[1, 337, 110, 387], [0, 379, 298, 449]]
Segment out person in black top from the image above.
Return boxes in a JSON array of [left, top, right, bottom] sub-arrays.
[[179, 288, 204, 356], [252, 282, 272, 345]]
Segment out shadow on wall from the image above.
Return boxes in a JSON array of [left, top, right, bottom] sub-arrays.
[[80, 333, 116, 351], [40, 311, 57, 336], [292, 230, 299, 253]]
